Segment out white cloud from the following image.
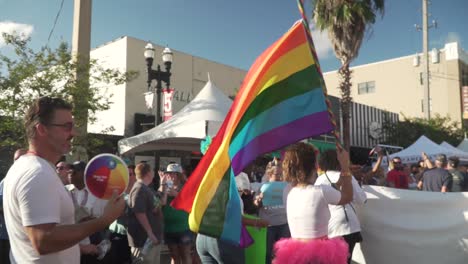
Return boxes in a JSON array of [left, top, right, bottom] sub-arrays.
[[310, 27, 334, 59], [0, 21, 34, 48]]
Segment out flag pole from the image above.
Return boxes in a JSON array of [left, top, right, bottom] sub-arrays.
[[297, 0, 343, 150]]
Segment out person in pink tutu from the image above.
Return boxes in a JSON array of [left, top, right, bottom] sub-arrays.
[[274, 142, 353, 264]]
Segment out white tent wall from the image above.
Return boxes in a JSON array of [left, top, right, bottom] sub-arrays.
[[351, 186, 468, 264]]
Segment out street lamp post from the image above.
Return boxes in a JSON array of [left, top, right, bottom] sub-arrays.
[[144, 43, 173, 125]]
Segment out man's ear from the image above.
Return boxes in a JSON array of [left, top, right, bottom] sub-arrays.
[[35, 123, 48, 137]]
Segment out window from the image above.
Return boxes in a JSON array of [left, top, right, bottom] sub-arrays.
[[358, 81, 375, 94]]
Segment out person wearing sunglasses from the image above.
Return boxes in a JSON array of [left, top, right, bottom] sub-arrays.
[[56, 161, 71, 185], [2, 96, 125, 263], [386, 157, 409, 189]]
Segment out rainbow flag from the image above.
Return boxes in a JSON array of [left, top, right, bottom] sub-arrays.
[[172, 19, 333, 245]]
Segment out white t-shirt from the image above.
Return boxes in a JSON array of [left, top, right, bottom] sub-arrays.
[[66, 184, 107, 219], [3, 155, 80, 264], [315, 171, 367, 238], [285, 184, 341, 239], [66, 184, 107, 245]]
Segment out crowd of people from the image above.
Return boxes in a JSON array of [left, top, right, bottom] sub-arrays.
[[354, 146, 467, 193], [1, 95, 467, 264]]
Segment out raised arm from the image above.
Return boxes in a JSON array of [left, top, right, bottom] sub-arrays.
[[372, 147, 384, 173], [422, 152, 433, 169], [335, 147, 354, 205]]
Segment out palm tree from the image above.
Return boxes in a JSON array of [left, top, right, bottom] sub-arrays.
[[312, 0, 384, 151]]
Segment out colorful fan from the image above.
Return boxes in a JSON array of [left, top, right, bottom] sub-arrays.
[[84, 154, 129, 200]]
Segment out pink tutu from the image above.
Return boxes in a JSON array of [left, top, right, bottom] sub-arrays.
[[273, 237, 348, 264]]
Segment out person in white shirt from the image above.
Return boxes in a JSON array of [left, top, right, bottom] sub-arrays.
[[3, 96, 125, 264], [66, 161, 109, 261], [275, 142, 353, 264], [315, 150, 367, 264]]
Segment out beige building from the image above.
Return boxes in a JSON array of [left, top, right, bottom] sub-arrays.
[[323, 42, 468, 125], [88, 36, 247, 137]]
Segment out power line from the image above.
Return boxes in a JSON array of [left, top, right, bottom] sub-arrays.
[[47, 0, 65, 46]]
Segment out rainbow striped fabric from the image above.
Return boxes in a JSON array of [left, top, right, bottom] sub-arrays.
[[172, 19, 333, 245]]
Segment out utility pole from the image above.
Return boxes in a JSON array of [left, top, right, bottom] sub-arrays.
[[422, 0, 430, 119], [71, 0, 92, 161]]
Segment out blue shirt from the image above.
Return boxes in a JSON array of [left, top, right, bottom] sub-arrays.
[[260, 181, 288, 207]]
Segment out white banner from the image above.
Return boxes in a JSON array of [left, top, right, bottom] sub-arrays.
[[144, 91, 154, 109], [163, 88, 175, 121], [352, 186, 468, 264]]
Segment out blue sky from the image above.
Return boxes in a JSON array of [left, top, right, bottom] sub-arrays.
[[0, 0, 467, 73]]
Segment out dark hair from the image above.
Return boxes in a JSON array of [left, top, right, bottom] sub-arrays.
[[135, 162, 151, 180], [318, 149, 340, 171], [282, 142, 317, 186], [448, 156, 459, 168], [127, 165, 136, 170], [24, 96, 73, 140], [240, 190, 258, 215], [70, 161, 86, 172]]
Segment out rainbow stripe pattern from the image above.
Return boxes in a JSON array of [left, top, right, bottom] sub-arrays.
[[172, 19, 333, 245]]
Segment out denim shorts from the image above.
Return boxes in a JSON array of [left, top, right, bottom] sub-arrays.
[[164, 231, 194, 245]]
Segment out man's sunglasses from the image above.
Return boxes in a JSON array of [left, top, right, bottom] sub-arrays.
[[56, 166, 67, 171], [46, 122, 74, 132]]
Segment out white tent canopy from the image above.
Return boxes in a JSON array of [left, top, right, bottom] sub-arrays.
[[118, 80, 232, 155], [440, 141, 468, 158], [457, 137, 468, 153], [386, 135, 468, 164]]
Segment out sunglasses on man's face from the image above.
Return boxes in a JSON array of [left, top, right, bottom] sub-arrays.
[[46, 122, 74, 132]]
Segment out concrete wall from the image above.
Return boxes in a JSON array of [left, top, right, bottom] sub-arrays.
[[88, 37, 128, 135]]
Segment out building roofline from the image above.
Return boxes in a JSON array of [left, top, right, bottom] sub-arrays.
[[92, 35, 248, 72], [323, 53, 417, 75], [324, 42, 468, 75]]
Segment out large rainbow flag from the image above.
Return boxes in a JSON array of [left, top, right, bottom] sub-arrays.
[[172, 19, 334, 245]]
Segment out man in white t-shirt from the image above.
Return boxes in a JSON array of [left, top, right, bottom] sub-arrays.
[[315, 150, 367, 264], [3, 96, 125, 264]]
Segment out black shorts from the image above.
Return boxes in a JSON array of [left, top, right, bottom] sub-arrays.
[[164, 231, 194, 245]]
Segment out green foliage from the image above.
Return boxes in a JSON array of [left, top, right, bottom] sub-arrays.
[[382, 114, 464, 148], [311, 0, 385, 150], [0, 33, 138, 149]]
